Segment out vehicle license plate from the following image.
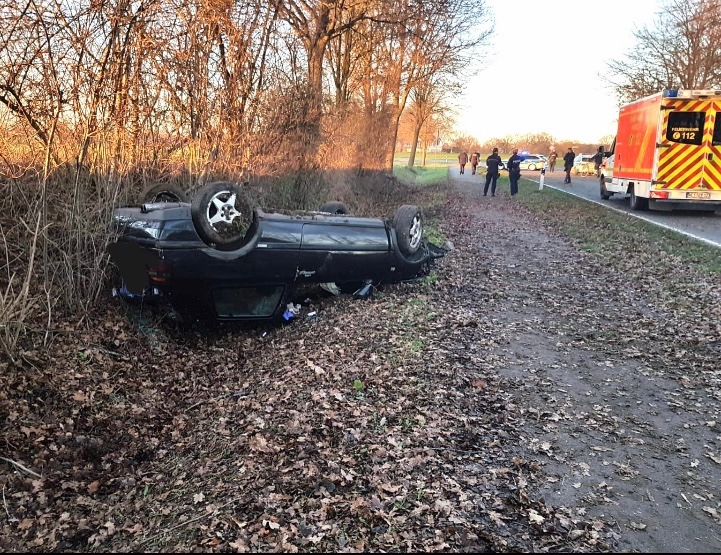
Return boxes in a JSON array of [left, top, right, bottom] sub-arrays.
[[686, 191, 710, 199]]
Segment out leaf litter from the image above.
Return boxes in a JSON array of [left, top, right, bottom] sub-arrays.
[[2, 176, 721, 552]]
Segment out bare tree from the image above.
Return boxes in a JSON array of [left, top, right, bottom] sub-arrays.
[[380, 0, 492, 171], [405, 77, 457, 167], [607, 0, 721, 104], [516, 132, 557, 154], [274, 1, 376, 146]]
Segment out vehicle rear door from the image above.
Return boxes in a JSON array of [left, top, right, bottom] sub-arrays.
[[299, 218, 390, 284], [657, 97, 721, 197], [708, 100, 721, 191]]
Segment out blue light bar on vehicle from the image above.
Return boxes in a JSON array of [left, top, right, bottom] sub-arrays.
[[664, 89, 721, 99]]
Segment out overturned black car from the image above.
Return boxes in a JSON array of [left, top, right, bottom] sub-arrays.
[[109, 181, 445, 322]]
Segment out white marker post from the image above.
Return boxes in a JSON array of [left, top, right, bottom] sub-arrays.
[[539, 166, 545, 190]]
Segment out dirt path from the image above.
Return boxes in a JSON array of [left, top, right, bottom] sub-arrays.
[[445, 170, 721, 552]]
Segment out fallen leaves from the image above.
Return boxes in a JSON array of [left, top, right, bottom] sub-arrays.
[[3, 183, 721, 554]]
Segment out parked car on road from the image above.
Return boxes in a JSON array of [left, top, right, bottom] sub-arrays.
[[518, 154, 546, 171], [109, 182, 446, 322], [573, 154, 596, 176]]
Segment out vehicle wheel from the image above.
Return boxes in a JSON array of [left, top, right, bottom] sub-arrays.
[[600, 176, 611, 200], [628, 185, 649, 211], [528, 163, 537, 171], [319, 201, 348, 214], [191, 181, 253, 249], [393, 205, 423, 256], [142, 184, 190, 203]]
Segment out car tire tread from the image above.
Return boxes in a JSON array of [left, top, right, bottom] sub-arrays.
[[319, 201, 348, 214], [141, 184, 190, 204], [393, 205, 424, 256]]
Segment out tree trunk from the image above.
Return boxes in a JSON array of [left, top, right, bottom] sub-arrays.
[[407, 122, 422, 168]]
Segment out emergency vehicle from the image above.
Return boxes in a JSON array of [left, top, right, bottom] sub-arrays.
[[600, 89, 721, 211]]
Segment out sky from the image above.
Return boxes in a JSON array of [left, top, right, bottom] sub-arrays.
[[456, 0, 662, 144]]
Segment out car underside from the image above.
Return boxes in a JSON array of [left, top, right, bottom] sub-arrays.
[[109, 182, 445, 322]]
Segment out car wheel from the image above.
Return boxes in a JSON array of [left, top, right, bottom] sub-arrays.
[[528, 163, 536, 171], [319, 201, 348, 214], [628, 185, 648, 211], [600, 176, 611, 200], [142, 184, 190, 203], [191, 181, 253, 249], [393, 205, 423, 256]]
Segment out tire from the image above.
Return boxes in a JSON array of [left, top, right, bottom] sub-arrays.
[[528, 163, 537, 171], [628, 185, 649, 211], [191, 181, 254, 249], [142, 184, 190, 203], [600, 176, 611, 200], [393, 205, 423, 256], [319, 201, 348, 215]]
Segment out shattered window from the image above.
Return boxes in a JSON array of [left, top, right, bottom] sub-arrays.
[[213, 286, 285, 318]]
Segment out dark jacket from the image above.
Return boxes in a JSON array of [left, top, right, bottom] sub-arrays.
[[507, 153, 522, 175], [563, 151, 575, 170], [485, 153, 501, 175]]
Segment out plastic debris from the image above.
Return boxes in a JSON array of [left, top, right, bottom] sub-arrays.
[[353, 281, 373, 299], [282, 303, 301, 321], [320, 282, 341, 296]]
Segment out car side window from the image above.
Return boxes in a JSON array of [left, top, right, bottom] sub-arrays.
[[213, 286, 286, 318]]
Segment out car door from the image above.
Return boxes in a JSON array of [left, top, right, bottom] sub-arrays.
[[299, 218, 391, 284]]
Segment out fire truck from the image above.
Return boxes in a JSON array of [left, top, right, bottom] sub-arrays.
[[599, 89, 721, 211]]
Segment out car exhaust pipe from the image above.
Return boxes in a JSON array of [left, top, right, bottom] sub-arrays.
[[141, 202, 185, 213]]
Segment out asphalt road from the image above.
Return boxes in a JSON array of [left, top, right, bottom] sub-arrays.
[[521, 169, 721, 248]]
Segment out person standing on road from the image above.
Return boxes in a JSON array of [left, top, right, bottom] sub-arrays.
[[507, 148, 522, 196], [484, 148, 502, 196], [458, 151, 468, 174], [470, 151, 480, 175], [591, 145, 604, 177], [548, 148, 558, 173], [563, 147, 575, 184]]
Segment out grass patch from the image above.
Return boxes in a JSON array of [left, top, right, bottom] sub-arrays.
[[394, 152, 458, 167], [423, 223, 446, 247], [393, 165, 448, 186], [514, 178, 721, 276]]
